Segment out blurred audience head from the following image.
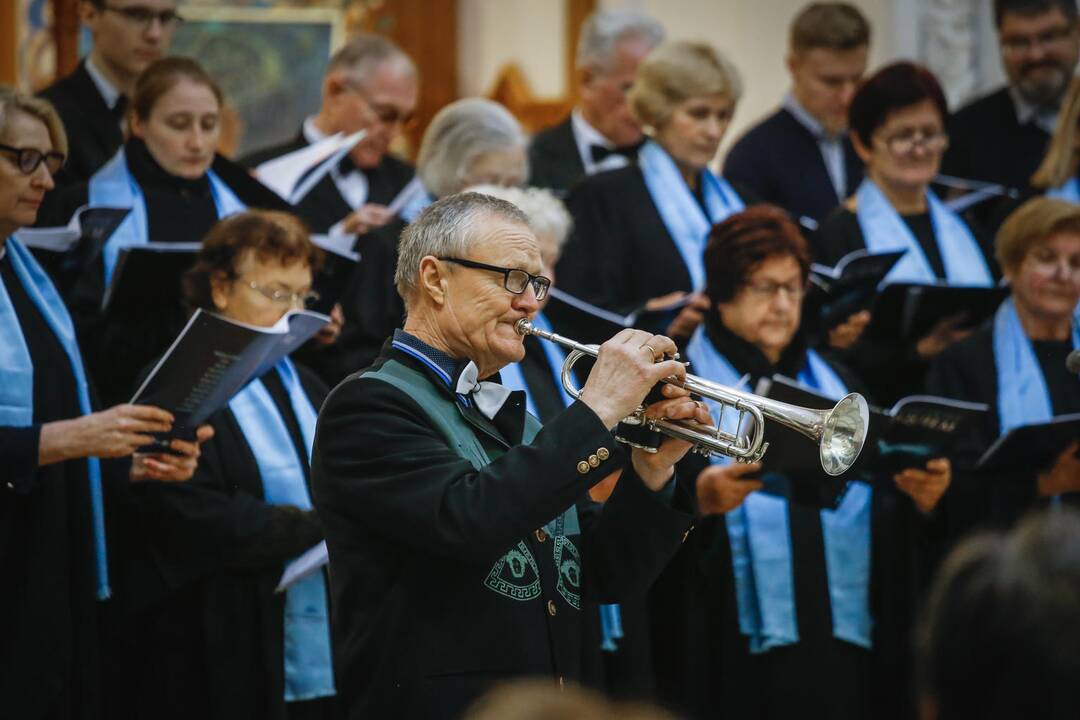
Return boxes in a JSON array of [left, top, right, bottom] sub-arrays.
[[130, 57, 223, 180], [787, 2, 871, 136], [993, 0, 1080, 108], [417, 98, 527, 199], [0, 89, 66, 235], [849, 61, 949, 195], [319, 34, 419, 169], [995, 197, 1080, 324], [918, 509, 1080, 720], [1032, 75, 1080, 189], [630, 41, 742, 173], [466, 184, 572, 305], [576, 9, 665, 146], [184, 209, 323, 327], [81, 0, 179, 86], [463, 679, 677, 720], [704, 205, 811, 361]]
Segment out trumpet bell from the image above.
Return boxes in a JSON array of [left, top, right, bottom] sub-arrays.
[[819, 393, 870, 476]]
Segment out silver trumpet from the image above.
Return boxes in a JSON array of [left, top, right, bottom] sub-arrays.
[[516, 319, 869, 476]]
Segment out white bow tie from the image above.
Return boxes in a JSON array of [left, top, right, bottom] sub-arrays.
[[455, 361, 513, 420]]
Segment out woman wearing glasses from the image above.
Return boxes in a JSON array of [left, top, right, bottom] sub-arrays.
[[926, 197, 1080, 529], [0, 88, 206, 719], [813, 62, 996, 403], [40, 56, 292, 405], [132, 209, 340, 720], [554, 41, 747, 345], [652, 206, 950, 720]]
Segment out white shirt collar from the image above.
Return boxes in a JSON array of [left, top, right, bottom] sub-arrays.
[[783, 92, 844, 142], [570, 108, 632, 175], [85, 56, 122, 111], [302, 116, 328, 144], [1008, 88, 1059, 134]]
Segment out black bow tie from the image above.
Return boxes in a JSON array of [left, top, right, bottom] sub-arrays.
[[112, 96, 129, 123], [590, 140, 644, 163]]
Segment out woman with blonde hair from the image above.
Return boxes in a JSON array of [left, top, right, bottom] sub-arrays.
[[1032, 75, 1080, 201], [0, 86, 206, 719], [553, 41, 747, 344]]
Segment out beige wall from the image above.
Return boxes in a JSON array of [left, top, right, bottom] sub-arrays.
[[458, 0, 903, 160]]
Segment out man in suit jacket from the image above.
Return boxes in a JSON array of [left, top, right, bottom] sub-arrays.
[[39, 0, 179, 187], [943, 0, 1080, 192], [311, 192, 700, 719], [241, 34, 417, 235], [527, 10, 664, 194], [723, 2, 869, 226]]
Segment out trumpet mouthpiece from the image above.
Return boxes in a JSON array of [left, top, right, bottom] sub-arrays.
[[515, 318, 533, 336]]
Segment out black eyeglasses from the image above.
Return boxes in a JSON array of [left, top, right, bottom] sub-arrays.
[[101, 4, 184, 30], [438, 257, 551, 301], [0, 143, 66, 175]]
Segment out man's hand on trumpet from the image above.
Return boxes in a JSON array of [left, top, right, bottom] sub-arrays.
[[577, 329, 709, 491]]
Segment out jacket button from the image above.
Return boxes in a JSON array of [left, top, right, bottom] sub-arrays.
[[547, 600, 557, 616], [588, 454, 600, 467], [597, 447, 610, 461], [577, 461, 590, 475], [535, 528, 547, 543]]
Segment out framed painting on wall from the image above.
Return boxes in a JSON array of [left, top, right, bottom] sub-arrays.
[[170, 5, 346, 157]]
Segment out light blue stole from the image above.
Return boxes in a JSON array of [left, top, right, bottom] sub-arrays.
[[228, 359, 335, 701], [497, 312, 573, 417], [685, 326, 873, 653], [89, 149, 247, 287], [638, 140, 745, 290], [1046, 177, 1080, 204], [0, 238, 111, 599], [993, 297, 1080, 435], [855, 179, 993, 287], [394, 176, 435, 223]]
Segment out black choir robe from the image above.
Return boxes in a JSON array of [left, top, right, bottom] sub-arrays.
[[925, 322, 1080, 535], [38, 61, 123, 187], [527, 116, 587, 194], [553, 165, 751, 344], [0, 250, 127, 720], [128, 363, 330, 720], [295, 217, 407, 386], [310, 341, 695, 719], [723, 107, 863, 224], [649, 318, 944, 720], [240, 130, 415, 234], [811, 206, 997, 406], [37, 138, 288, 406], [942, 87, 1051, 194]]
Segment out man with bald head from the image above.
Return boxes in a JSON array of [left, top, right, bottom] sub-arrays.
[[311, 192, 699, 719], [243, 34, 419, 235], [528, 9, 664, 193]]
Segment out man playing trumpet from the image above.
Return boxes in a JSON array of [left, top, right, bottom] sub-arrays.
[[311, 192, 703, 719]]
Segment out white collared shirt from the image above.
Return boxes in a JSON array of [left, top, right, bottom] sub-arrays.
[[85, 56, 123, 112], [571, 109, 631, 176], [302, 116, 370, 211], [1009, 88, 1059, 135], [783, 93, 848, 200]]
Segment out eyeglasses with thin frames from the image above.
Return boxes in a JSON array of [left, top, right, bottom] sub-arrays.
[[881, 130, 949, 157], [438, 257, 551, 301], [1001, 25, 1075, 55], [744, 280, 805, 301], [0, 144, 65, 175], [341, 80, 416, 128], [245, 280, 320, 308], [100, 3, 184, 30]]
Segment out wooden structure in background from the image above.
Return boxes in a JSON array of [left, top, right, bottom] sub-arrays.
[[488, 0, 594, 134], [1, 0, 17, 85]]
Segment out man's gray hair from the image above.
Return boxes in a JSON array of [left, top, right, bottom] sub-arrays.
[[326, 33, 416, 84], [465, 184, 571, 265], [395, 192, 531, 309], [576, 9, 665, 73], [417, 98, 527, 199]]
